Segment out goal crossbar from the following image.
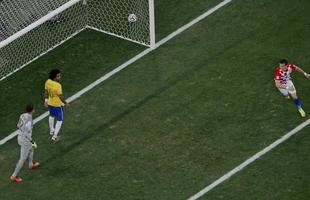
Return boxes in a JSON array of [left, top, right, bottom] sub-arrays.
[[0, 0, 155, 81], [0, 0, 82, 49]]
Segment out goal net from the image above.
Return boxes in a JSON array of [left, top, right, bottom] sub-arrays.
[[0, 0, 155, 81]]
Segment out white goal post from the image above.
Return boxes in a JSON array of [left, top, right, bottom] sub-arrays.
[[0, 0, 155, 81]]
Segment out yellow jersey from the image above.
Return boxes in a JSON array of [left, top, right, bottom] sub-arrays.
[[45, 79, 63, 107]]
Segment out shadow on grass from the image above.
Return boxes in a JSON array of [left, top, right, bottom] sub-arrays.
[[42, 32, 251, 166]]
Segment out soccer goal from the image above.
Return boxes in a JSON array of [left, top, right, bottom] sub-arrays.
[[0, 0, 155, 81]]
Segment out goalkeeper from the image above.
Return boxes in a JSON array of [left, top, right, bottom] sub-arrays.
[[10, 104, 40, 183]]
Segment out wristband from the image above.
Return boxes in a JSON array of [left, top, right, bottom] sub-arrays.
[[44, 98, 48, 103], [304, 72, 308, 76]]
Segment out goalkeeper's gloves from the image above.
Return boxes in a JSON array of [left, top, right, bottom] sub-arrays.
[[31, 141, 37, 149]]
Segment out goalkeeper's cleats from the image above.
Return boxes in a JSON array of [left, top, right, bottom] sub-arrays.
[[298, 107, 306, 117], [10, 176, 23, 183], [29, 162, 40, 170]]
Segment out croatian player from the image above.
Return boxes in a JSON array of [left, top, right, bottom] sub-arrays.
[[274, 59, 310, 117], [10, 104, 40, 183], [44, 69, 69, 142]]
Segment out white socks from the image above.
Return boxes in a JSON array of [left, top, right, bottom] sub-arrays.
[[49, 116, 63, 138], [49, 116, 55, 134], [12, 160, 24, 177], [54, 121, 63, 137]]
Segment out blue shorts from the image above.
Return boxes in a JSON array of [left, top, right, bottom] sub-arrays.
[[48, 105, 64, 121]]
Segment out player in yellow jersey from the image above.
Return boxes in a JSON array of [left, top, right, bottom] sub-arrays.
[[44, 69, 69, 142]]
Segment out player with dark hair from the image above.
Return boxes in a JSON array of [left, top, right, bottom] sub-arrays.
[[274, 59, 310, 117], [10, 104, 40, 183], [44, 69, 69, 142]]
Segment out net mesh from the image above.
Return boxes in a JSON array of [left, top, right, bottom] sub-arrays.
[[0, 0, 86, 80], [87, 0, 150, 46], [0, 0, 70, 41], [0, 0, 152, 80]]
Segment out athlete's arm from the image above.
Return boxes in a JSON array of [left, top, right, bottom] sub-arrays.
[[44, 89, 49, 107], [58, 84, 70, 106], [296, 67, 310, 79], [59, 95, 70, 106]]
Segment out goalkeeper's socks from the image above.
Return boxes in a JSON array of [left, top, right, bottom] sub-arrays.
[[54, 121, 63, 137], [12, 160, 24, 177], [28, 150, 34, 167], [294, 99, 301, 107]]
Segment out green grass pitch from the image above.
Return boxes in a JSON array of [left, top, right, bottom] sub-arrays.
[[1, 0, 310, 199]]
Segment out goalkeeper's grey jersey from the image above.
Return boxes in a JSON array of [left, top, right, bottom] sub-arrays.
[[17, 113, 33, 142]]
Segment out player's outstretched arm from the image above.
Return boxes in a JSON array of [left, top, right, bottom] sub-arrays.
[[296, 67, 310, 79]]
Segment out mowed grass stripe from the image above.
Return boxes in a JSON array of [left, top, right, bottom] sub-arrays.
[[188, 118, 310, 200], [204, 125, 310, 200]]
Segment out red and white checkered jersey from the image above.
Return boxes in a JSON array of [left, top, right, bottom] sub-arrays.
[[274, 63, 298, 84]]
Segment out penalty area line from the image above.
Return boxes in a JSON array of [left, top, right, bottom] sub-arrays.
[[187, 118, 310, 200], [0, 0, 232, 145]]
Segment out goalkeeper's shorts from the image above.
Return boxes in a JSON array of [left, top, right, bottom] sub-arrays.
[[48, 105, 64, 121]]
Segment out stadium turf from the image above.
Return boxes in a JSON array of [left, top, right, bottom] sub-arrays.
[[205, 125, 310, 200], [1, 0, 310, 199]]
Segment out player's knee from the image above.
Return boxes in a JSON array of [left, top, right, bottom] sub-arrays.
[[291, 94, 298, 99], [19, 159, 26, 164]]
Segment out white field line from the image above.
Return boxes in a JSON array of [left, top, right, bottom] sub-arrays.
[[87, 26, 150, 48], [155, 0, 232, 47], [0, 0, 232, 145], [188, 118, 310, 200]]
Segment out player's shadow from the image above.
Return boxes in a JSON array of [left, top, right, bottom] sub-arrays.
[[0, 31, 253, 188], [43, 69, 198, 165], [42, 33, 251, 166]]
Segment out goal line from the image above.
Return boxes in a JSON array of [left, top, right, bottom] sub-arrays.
[[0, 0, 155, 81], [0, 0, 232, 145]]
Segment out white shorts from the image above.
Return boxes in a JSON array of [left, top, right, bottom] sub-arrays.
[[278, 80, 296, 97]]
